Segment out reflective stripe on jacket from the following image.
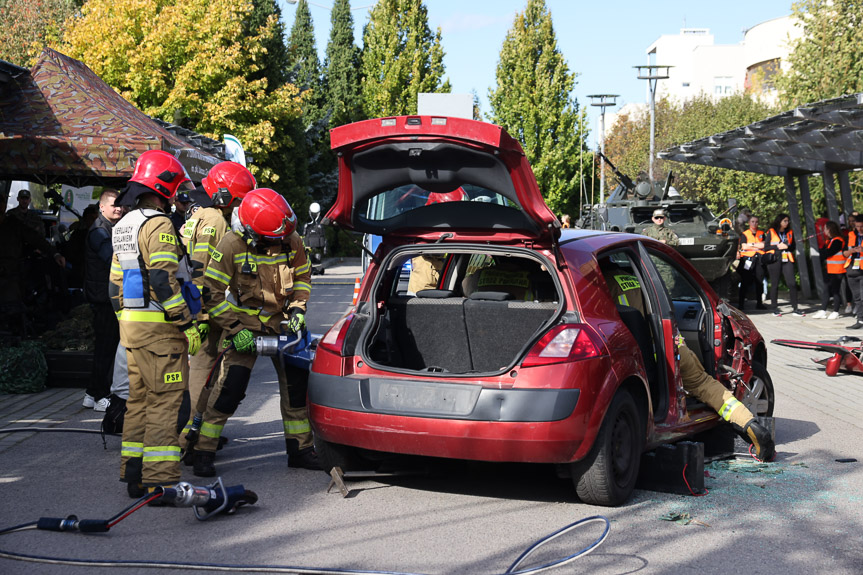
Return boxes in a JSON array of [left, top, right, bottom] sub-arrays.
[[767, 228, 794, 263]]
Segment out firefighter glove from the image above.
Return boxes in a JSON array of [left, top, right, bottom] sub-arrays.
[[197, 321, 210, 343], [184, 325, 202, 356], [232, 329, 256, 354], [287, 309, 305, 334]]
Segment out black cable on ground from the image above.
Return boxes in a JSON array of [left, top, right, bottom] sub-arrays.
[[0, 514, 610, 574]]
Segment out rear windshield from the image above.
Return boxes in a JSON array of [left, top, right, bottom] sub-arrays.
[[360, 184, 518, 222]]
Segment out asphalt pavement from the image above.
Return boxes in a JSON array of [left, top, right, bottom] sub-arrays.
[[1, 262, 861, 575]]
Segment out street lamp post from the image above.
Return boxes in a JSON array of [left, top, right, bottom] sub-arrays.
[[587, 94, 618, 202], [634, 65, 670, 181]]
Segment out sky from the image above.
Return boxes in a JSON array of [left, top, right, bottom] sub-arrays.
[[279, 0, 795, 148]]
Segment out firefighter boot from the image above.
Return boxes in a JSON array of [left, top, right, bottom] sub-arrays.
[[740, 419, 775, 462], [288, 447, 321, 470], [193, 450, 217, 477]]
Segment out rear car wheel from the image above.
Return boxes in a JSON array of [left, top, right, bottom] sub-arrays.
[[314, 436, 376, 476], [573, 389, 643, 507], [742, 361, 774, 417]]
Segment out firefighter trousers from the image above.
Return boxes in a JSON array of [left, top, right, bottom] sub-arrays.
[[193, 338, 313, 454], [179, 330, 223, 447], [679, 344, 754, 428], [120, 339, 188, 487]]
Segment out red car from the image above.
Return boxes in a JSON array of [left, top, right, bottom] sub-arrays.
[[309, 116, 773, 506]]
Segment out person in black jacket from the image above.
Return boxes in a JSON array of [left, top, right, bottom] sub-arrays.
[[82, 189, 124, 411]]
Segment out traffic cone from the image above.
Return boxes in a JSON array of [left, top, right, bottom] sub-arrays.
[[352, 277, 361, 305]]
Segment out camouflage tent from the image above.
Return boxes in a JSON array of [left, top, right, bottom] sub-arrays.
[[0, 48, 224, 187]]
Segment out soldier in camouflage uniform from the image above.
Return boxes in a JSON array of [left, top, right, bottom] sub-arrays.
[[642, 209, 679, 246]]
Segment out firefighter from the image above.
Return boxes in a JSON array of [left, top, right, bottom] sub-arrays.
[[601, 261, 775, 462], [193, 188, 317, 477], [109, 150, 205, 499], [178, 161, 257, 446]]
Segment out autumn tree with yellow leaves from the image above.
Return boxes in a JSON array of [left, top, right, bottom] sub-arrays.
[[60, 0, 308, 198]]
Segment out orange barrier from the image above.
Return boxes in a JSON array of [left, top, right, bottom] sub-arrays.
[[352, 277, 361, 305]]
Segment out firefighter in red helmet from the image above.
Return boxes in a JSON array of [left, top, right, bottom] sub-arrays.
[[192, 188, 318, 476], [178, 162, 256, 457], [109, 149, 205, 499]]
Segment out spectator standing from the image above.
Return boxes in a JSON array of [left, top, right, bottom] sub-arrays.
[[812, 221, 846, 319], [169, 191, 192, 232], [82, 190, 123, 411], [737, 215, 767, 310], [642, 209, 679, 245], [7, 189, 44, 236], [560, 214, 571, 229], [765, 213, 804, 317], [844, 217, 863, 329]]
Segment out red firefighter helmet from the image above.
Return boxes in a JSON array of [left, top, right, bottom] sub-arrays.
[[202, 161, 257, 207], [129, 150, 190, 200], [238, 188, 297, 240]]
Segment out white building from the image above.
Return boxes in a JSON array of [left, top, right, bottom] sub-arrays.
[[645, 15, 803, 105]]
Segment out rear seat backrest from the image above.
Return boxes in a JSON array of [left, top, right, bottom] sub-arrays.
[[390, 296, 472, 372], [464, 299, 557, 372]]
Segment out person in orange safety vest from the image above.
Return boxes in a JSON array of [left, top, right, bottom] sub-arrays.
[[737, 215, 767, 311]]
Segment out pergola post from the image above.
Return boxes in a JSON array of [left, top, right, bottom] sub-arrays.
[[785, 175, 812, 299], [838, 170, 855, 218], [823, 167, 840, 222], [797, 174, 822, 297]]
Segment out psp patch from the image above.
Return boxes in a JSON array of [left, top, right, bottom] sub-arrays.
[[614, 274, 640, 291], [159, 233, 176, 245], [202, 226, 216, 236], [164, 371, 183, 384]]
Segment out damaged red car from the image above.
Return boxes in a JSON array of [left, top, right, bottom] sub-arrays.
[[308, 116, 773, 506]]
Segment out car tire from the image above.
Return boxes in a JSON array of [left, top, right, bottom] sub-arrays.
[[572, 389, 643, 507], [314, 436, 375, 475], [742, 361, 774, 417]]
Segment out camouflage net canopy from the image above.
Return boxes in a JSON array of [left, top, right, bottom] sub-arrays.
[[0, 340, 47, 394], [40, 304, 94, 351]]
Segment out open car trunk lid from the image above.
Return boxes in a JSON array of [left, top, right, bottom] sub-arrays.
[[326, 116, 560, 244]]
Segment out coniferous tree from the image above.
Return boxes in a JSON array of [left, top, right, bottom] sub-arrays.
[[776, 0, 863, 107], [361, 0, 450, 118], [488, 0, 588, 216], [324, 0, 363, 129]]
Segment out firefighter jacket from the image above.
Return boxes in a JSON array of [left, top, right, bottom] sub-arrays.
[[203, 230, 311, 337], [767, 228, 794, 263], [738, 229, 765, 258], [109, 199, 194, 349], [180, 206, 229, 319]]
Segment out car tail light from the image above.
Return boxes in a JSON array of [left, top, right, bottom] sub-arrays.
[[319, 310, 355, 356], [521, 324, 601, 367]]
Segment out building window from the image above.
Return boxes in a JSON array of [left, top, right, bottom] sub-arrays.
[[682, 82, 690, 87]]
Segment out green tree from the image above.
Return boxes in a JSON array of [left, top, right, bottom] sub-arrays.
[[324, 0, 363, 128], [777, 0, 863, 107], [488, 0, 589, 216], [60, 0, 307, 203], [0, 0, 81, 66], [287, 0, 322, 118], [604, 93, 787, 217], [361, 0, 451, 118]]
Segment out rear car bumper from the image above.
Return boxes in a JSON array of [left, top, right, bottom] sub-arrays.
[[308, 373, 584, 462]]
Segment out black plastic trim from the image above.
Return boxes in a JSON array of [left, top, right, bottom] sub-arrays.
[[309, 372, 579, 422]]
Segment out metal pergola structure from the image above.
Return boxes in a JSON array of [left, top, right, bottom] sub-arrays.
[[659, 93, 863, 299]]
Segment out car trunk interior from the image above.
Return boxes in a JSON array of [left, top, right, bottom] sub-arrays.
[[359, 249, 562, 375]]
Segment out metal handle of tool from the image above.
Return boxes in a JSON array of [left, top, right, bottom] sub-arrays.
[[254, 330, 304, 357]]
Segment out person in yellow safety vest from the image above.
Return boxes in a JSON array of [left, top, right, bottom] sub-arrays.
[[765, 213, 803, 317], [178, 162, 257, 454], [737, 215, 767, 311], [601, 262, 775, 461], [843, 218, 863, 329], [193, 188, 318, 477], [812, 221, 846, 320], [109, 150, 205, 500]]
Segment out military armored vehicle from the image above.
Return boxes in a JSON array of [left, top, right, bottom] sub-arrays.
[[579, 153, 739, 291]]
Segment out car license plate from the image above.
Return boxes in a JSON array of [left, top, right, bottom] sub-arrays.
[[371, 381, 479, 416], [678, 237, 695, 245]]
